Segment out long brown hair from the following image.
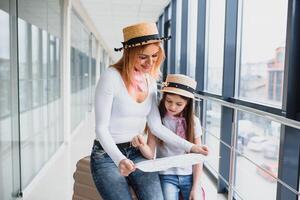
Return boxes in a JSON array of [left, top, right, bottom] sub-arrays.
[[111, 42, 165, 85], [158, 93, 195, 144]]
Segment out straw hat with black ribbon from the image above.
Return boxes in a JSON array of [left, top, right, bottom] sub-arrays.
[[114, 22, 171, 51], [161, 74, 198, 99]]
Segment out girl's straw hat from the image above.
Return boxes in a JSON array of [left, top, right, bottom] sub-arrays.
[[161, 74, 197, 99], [114, 22, 171, 51]]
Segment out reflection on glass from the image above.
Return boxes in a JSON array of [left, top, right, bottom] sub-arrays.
[[0, 7, 14, 200], [70, 11, 91, 131], [204, 100, 221, 174], [205, 0, 226, 94], [0, 10, 10, 118], [187, 0, 197, 78], [32, 25, 41, 107], [18, 0, 63, 188], [90, 36, 98, 108], [18, 19, 32, 112], [238, 0, 288, 108], [234, 111, 280, 200], [234, 158, 277, 200]]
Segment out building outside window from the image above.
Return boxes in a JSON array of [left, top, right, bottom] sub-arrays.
[[237, 0, 288, 108]]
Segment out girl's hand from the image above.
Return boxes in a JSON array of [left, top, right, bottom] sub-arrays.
[[131, 135, 145, 148], [118, 159, 136, 176], [191, 145, 209, 156]]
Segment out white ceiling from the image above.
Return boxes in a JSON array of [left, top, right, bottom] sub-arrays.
[[80, 0, 170, 61]]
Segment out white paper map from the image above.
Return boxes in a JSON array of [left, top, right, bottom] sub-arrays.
[[135, 153, 205, 172]]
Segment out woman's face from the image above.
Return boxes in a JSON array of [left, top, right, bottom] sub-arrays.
[[164, 94, 188, 117], [134, 43, 160, 73]]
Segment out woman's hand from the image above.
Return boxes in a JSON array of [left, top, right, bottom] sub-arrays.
[[189, 188, 199, 200], [118, 159, 136, 176], [131, 135, 146, 148], [190, 145, 209, 156]]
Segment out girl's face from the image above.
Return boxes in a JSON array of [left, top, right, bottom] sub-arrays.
[[134, 43, 160, 73], [164, 94, 188, 117]]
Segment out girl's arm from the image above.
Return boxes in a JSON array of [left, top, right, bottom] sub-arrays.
[[193, 138, 202, 188], [132, 132, 157, 159]]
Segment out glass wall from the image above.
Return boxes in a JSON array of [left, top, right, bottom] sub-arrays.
[[186, 0, 197, 78], [70, 10, 91, 131], [0, 1, 18, 199], [234, 111, 280, 200], [90, 35, 98, 108], [1, 0, 102, 198], [204, 0, 226, 94], [203, 101, 222, 174], [237, 0, 288, 108], [175, 0, 182, 73], [18, 0, 63, 188]]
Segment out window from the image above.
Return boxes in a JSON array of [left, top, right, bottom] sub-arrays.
[[234, 111, 280, 199], [32, 25, 42, 107], [204, 0, 226, 94], [18, 19, 32, 112], [70, 10, 92, 131], [237, 0, 288, 108], [187, 0, 198, 78], [0, 9, 10, 118], [175, 0, 182, 73], [18, 0, 63, 188], [203, 100, 222, 174], [0, 7, 15, 200]]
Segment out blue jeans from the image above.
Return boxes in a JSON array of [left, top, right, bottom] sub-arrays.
[[90, 143, 164, 200], [159, 174, 193, 200]]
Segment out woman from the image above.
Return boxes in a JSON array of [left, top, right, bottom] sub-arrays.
[[90, 22, 208, 200]]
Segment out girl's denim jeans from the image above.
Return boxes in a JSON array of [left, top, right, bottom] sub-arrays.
[[159, 174, 193, 200], [90, 143, 164, 200]]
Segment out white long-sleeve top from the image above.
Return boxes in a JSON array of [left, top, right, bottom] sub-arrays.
[[95, 67, 194, 166]]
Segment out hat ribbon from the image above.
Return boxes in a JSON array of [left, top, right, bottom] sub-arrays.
[[114, 35, 171, 52], [163, 82, 195, 94]]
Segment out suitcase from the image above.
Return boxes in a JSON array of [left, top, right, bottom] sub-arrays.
[[72, 156, 137, 200]]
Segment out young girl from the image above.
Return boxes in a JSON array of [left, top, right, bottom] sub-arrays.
[[132, 74, 206, 200]]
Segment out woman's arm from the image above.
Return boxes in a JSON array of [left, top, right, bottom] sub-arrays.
[[132, 132, 157, 159], [190, 116, 205, 199], [190, 137, 203, 199], [94, 69, 127, 166]]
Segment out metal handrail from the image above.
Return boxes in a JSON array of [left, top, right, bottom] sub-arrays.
[[205, 161, 245, 199], [204, 129, 300, 197], [196, 93, 300, 130]]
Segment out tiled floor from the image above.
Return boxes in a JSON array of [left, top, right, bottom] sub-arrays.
[[23, 113, 227, 200]]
